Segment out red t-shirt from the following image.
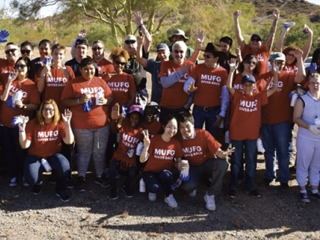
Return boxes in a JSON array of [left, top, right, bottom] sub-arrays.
[[60, 76, 113, 129], [230, 90, 268, 140], [262, 71, 296, 125], [143, 134, 183, 173], [35, 66, 75, 112], [106, 73, 136, 106], [159, 60, 194, 108], [177, 128, 221, 166], [241, 44, 270, 75], [142, 120, 162, 138], [0, 59, 15, 85], [232, 73, 268, 93], [189, 64, 228, 107], [0, 78, 40, 128], [111, 118, 143, 169], [95, 58, 114, 80], [26, 119, 66, 158]]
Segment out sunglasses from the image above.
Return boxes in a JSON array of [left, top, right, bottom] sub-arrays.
[[174, 50, 184, 54], [115, 60, 126, 66], [92, 47, 102, 51], [245, 61, 257, 65], [15, 64, 27, 69], [125, 40, 136, 44], [203, 54, 212, 59], [5, 49, 17, 55], [21, 49, 31, 55], [251, 38, 260, 42]]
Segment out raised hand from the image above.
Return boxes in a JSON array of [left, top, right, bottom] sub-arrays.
[[78, 29, 87, 38], [142, 129, 150, 147], [227, 58, 238, 72], [181, 64, 192, 74], [233, 10, 240, 19], [136, 35, 143, 45], [273, 8, 280, 20], [272, 60, 280, 74], [235, 47, 241, 57], [133, 11, 143, 26], [61, 109, 72, 123], [188, 81, 198, 93], [8, 70, 18, 83], [293, 48, 303, 59], [18, 116, 29, 131], [195, 30, 205, 45], [111, 103, 121, 120], [0, 30, 9, 43], [303, 24, 313, 35]]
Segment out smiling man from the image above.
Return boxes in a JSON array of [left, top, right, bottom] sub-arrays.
[[0, 42, 19, 84]]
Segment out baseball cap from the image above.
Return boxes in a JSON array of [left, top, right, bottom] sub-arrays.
[[242, 74, 256, 84], [128, 104, 144, 116], [75, 38, 89, 47], [124, 35, 137, 42], [269, 52, 286, 61], [156, 43, 169, 52], [251, 34, 262, 41]]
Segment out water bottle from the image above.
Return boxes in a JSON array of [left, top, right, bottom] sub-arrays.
[[139, 178, 146, 193], [41, 158, 52, 172]]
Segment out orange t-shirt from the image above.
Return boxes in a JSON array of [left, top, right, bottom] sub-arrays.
[[177, 128, 221, 166], [106, 73, 136, 106], [142, 120, 162, 138], [26, 119, 66, 158], [96, 58, 114, 80], [35, 66, 75, 112], [230, 90, 268, 140], [189, 64, 228, 107], [232, 73, 268, 93], [0, 78, 40, 128], [159, 60, 194, 108], [60, 76, 113, 129], [111, 118, 143, 168], [143, 134, 183, 173], [241, 44, 270, 75], [262, 71, 296, 125], [0, 59, 15, 85]]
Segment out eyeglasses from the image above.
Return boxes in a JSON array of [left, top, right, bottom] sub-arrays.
[[15, 64, 27, 69], [125, 40, 136, 44], [309, 82, 320, 86], [43, 108, 54, 112], [286, 53, 295, 58], [21, 49, 31, 55], [251, 38, 260, 42], [114, 60, 126, 66], [203, 54, 212, 59], [5, 49, 17, 55], [245, 61, 257, 65], [92, 47, 102, 51], [174, 50, 184, 54]]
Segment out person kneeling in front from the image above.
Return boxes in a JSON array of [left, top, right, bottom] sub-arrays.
[[176, 111, 234, 211], [19, 99, 74, 202]]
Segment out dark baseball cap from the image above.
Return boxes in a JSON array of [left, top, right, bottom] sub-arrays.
[[242, 74, 256, 84]]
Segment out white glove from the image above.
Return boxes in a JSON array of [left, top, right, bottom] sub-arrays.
[[308, 125, 320, 135]]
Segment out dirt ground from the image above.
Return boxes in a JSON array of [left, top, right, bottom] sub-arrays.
[[1, 47, 320, 240]]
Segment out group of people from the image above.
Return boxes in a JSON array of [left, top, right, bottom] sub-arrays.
[[0, 9, 319, 209]]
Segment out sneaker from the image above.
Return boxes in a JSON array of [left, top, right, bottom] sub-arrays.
[[95, 177, 110, 188], [246, 189, 261, 198], [311, 192, 320, 200], [188, 189, 197, 197], [56, 190, 70, 202], [122, 185, 133, 198], [204, 192, 216, 211], [280, 182, 289, 192], [148, 192, 157, 202], [300, 192, 310, 203], [9, 177, 18, 187], [23, 177, 30, 187], [109, 187, 118, 200], [263, 178, 273, 187], [164, 194, 178, 208], [76, 176, 86, 192], [32, 184, 41, 195], [66, 177, 74, 189], [228, 189, 237, 199]]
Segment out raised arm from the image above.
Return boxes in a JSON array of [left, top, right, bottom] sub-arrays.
[[160, 64, 192, 88], [226, 59, 238, 96], [293, 48, 306, 83], [187, 30, 205, 63], [0, 71, 17, 101], [275, 22, 294, 52], [266, 61, 279, 97], [265, 9, 280, 51], [18, 116, 31, 149], [134, 11, 151, 53], [136, 36, 148, 68], [302, 24, 313, 61], [71, 29, 86, 58], [233, 10, 245, 50], [139, 130, 150, 163], [61, 109, 74, 145]]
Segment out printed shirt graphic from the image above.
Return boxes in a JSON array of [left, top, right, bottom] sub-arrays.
[[177, 128, 221, 166], [112, 118, 143, 167], [242, 44, 270, 75], [106, 72, 136, 106], [189, 64, 228, 107], [232, 73, 268, 94], [35, 66, 75, 112], [159, 59, 194, 108], [262, 71, 296, 125], [96, 58, 114, 80], [26, 119, 66, 158], [0, 59, 15, 85], [143, 134, 183, 173], [0, 79, 40, 128], [230, 90, 268, 140], [60, 76, 113, 129]]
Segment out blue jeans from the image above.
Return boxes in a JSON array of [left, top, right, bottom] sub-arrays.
[[0, 126, 27, 178], [24, 153, 70, 192], [143, 170, 173, 197], [229, 140, 257, 192], [261, 121, 291, 183], [181, 158, 228, 196], [109, 159, 136, 190], [193, 106, 220, 138]]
